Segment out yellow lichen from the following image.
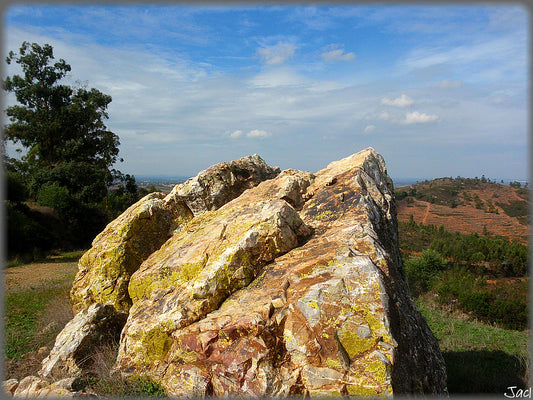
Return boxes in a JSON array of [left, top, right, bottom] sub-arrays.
[[365, 360, 387, 383], [326, 357, 341, 369], [346, 384, 378, 396], [364, 311, 383, 335], [174, 348, 199, 364], [131, 328, 173, 366], [309, 299, 320, 309], [337, 329, 376, 358]]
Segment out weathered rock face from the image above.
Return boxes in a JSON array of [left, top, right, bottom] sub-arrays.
[[70, 192, 175, 313], [4, 376, 89, 398], [109, 148, 447, 396], [70, 154, 280, 313], [39, 303, 127, 380], [26, 148, 447, 397], [164, 153, 281, 217]]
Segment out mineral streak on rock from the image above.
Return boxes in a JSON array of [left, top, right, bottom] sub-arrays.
[[34, 148, 447, 398], [39, 303, 127, 380], [70, 154, 280, 313]]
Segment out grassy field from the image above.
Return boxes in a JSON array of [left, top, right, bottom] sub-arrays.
[[3, 260, 77, 379], [3, 252, 166, 396], [416, 294, 530, 394]]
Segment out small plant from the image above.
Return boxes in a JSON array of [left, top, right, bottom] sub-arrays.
[[404, 249, 447, 296]]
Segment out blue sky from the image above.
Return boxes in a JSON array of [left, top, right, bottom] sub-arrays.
[[3, 3, 529, 180]]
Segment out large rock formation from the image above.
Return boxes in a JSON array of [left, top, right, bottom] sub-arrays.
[[70, 154, 280, 313], [11, 148, 447, 397]]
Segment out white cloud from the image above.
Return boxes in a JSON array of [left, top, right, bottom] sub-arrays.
[[230, 130, 243, 138], [363, 125, 376, 134], [249, 68, 307, 88], [439, 79, 462, 89], [247, 129, 271, 138], [381, 94, 414, 107], [321, 46, 355, 62], [403, 111, 439, 124], [257, 42, 297, 65], [378, 111, 391, 120]]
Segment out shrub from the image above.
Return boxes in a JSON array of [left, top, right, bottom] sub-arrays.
[[37, 182, 74, 215], [433, 268, 528, 330], [404, 249, 447, 296]]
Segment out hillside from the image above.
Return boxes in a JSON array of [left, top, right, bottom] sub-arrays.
[[395, 177, 529, 244]]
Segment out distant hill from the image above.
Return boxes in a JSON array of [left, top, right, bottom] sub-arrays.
[[394, 177, 529, 244]]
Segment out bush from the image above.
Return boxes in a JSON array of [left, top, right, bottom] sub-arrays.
[[434, 268, 528, 330], [37, 182, 74, 214], [7, 171, 29, 203], [6, 202, 57, 260], [404, 249, 447, 296]]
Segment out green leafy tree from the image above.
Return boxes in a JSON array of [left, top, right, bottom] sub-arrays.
[[4, 41, 121, 202], [404, 248, 447, 296], [3, 42, 127, 254]]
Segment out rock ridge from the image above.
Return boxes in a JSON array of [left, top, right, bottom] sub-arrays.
[[7, 148, 447, 397]]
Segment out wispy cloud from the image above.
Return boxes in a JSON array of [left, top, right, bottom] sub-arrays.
[[247, 129, 271, 138], [438, 79, 462, 89], [381, 94, 414, 107], [363, 125, 376, 134], [229, 130, 243, 138], [3, 5, 527, 179], [248, 68, 307, 88], [403, 111, 439, 124], [257, 42, 297, 65], [321, 45, 355, 62]]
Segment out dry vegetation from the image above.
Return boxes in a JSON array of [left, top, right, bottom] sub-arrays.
[[396, 178, 529, 243]]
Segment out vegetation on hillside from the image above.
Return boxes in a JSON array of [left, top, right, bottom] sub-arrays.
[[3, 42, 158, 262], [396, 177, 530, 390], [400, 218, 528, 330], [395, 176, 529, 224]]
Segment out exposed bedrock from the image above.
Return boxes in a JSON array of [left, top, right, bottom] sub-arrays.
[[34, 148, 446, 397]]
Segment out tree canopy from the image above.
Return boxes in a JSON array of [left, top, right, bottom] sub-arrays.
[[3, 42, 134, 257], [4, 41, 121, 202]]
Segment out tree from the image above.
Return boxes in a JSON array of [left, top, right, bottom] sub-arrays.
[[3, 42, 125, 254], [4, 42, 121, 202]]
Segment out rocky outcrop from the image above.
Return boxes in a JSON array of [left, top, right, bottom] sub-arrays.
[[3, 376, 91, 398], [11, 148, 447, 397], [112, 148, 446, 396], [70, 154, 280, 313], [39, 303, 127, 379]]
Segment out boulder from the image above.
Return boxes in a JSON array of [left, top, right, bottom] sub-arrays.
[[40, 303, 127, 379], [23, 148, 447, 397], [7, 376, 90, 398], [70, 192, 176, 313], [109, 148, 447, 396], [164, 153, 281, 216], [70, 154, 280, 313], [115, 170, 314, 371]]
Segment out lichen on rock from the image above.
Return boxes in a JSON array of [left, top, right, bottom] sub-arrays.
[[18, 148, 447, 398], [70, 155, 280, 313]]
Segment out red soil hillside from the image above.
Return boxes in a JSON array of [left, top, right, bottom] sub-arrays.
[[394, 178, 529, 244]]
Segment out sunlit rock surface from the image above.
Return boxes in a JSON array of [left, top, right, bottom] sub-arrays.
[[40, 148, 447, 397], [70, 155, 280, 313]]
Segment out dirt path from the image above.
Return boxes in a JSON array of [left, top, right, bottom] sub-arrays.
[[422, 202, 430, 225], [4, 261, 79, 292]]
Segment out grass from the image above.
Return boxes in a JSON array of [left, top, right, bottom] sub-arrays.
[[5, 249, 87, 268], [3, 250, 167, 397], [416, 295, 530, 393]]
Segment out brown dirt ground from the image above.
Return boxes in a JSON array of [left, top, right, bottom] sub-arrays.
[[4, 261, 79, 292], [397, 183, 529, 244]]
